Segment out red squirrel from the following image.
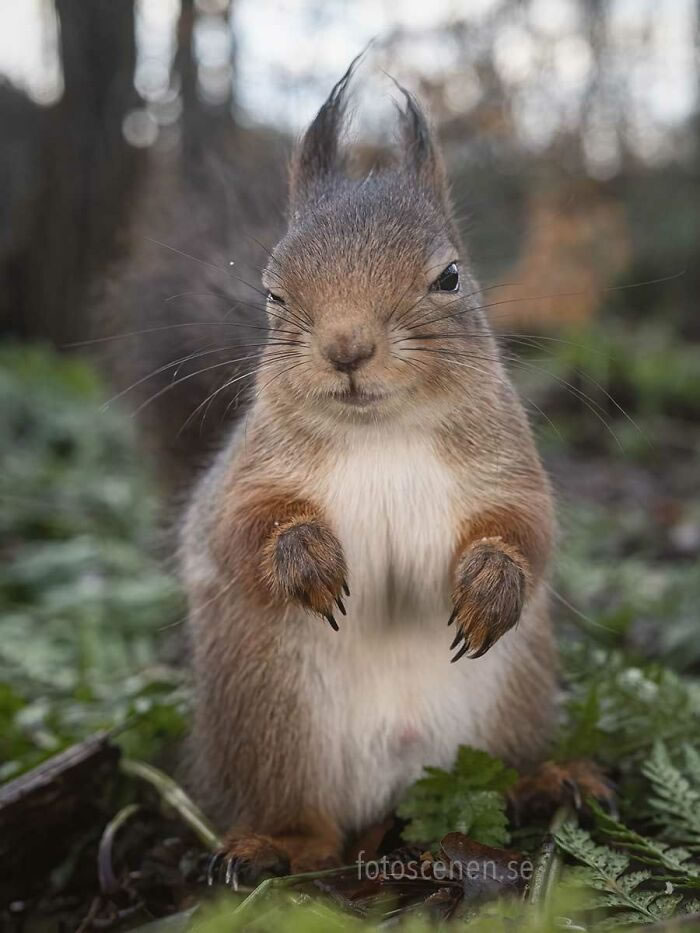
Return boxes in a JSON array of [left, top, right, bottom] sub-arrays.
[[171, 62, 557, 883]]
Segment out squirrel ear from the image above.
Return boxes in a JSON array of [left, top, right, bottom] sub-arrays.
[[395, 84, 450, 210], [289, 53, 363, 212]]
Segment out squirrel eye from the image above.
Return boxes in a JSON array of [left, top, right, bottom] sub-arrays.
[[430, 263, 459, 293], [267, 291, 286, 305]]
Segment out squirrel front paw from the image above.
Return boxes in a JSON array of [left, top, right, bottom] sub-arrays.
[[448, 537, 528, 662], [265, 519, 349, 629]]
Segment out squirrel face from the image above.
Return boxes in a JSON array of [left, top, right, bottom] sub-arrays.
[[256, 63, 493, 424]]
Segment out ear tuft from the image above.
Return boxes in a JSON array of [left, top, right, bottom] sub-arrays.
[[392, 80, 450, 209], [289, 50, 367, 211]]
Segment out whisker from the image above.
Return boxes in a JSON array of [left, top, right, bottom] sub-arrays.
[[389, 350, 434, 376], [254, 358, 311, 398], [217, 354, 311, 418], [546, 583, 618, 635], [101, 338, 304, 409], [395, 331, 607, 356], [256, 262, 315, 329], [178, 352, 300, 435], [505, 355, 625, 449], [265, 302, 313, 336], [568, 365, 650, 445], [164, 291, 230, 303], [143, 236, 235, 278], [395, 332, 641, 435], [402, 271, 685, 334], [392, 277, 490, 331], [65, 318, 287, 349], [399, 349, 564, 441], [145, 235, 276, 305], [387, 260, 460, 326], [398, 344, 621, 445], [133, 352, 277, 415]]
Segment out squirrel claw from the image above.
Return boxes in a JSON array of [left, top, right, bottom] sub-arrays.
[[469, 636, 494, 660], [451, 640, 471, 663], [450, 632, 494, 662], [447, 606, 458, 627], [205, 853, 249, 891], [224, 855, 244, 890], [449, 630, 464, 651], [335, 596, 346, 615], [510, 760, 617, 821], [323, 612, 339, 631], [342, 580, 350, 597], [206, 853, 223, 887]]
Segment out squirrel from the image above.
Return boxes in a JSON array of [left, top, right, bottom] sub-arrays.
[[94, 57, 561, 881], [169, 60, 558, 883]]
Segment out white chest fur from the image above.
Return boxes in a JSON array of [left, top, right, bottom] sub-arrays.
[[299, 429, 515, 831], [320, 430, 460, 623]]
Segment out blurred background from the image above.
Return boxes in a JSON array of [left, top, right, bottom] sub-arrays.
[[2, 0, 700, 342], [1, 0, 699, 803]]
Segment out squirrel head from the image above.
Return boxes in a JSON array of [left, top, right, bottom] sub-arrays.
[[258, 59, 497, 425]]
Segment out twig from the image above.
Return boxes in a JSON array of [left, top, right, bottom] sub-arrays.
[[120, 758, 222, 851], [528, 803, 574, 910], [232, 865, 356, 918], [98, 802, 141, 894]]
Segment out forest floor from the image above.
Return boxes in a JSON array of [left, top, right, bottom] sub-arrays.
[[1, 321, 699, 932]]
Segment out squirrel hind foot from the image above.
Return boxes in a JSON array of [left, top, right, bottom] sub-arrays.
[[207, 831, 342, 889], [509, 759, 617, 824]]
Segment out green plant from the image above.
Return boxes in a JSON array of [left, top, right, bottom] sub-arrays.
[[0, 345, 187, 780], [397, 746, 518, 847], [555, 822, 688, 926], [554, 743, 700, 927], [643, 742, 700, 851]]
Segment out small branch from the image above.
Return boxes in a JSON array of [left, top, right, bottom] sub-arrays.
[[233, 865, 356, 918], [120, 758, 221, 851], [528, 803, 574, 909], [98, 802, 141, 894]]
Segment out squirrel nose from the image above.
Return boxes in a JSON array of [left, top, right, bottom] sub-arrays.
[[324, 337, 376, 374]]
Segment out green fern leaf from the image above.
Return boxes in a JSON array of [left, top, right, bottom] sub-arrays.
[[555, 822, 684, 924], [397, 745, 517, 847], [683, 745, 700, 788], [643, 741, 700, 847], [591, 800, 700, 880]]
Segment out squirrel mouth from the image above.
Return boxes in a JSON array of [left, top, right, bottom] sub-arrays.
[[332, 388, 385, 408]]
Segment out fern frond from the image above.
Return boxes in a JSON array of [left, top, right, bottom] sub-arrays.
[[397, 746, 517, 847], [643, 741, 700, 848], [555, 822, 685, 924], [591, 800, 700, 882]]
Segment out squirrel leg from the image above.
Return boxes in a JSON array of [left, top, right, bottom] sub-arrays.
[[509, 760, 617, 822], [208, 814, 342, 889], [193, 486, 349, 887], [263, 514, 349, 629], [448, 506, 550, 662], [212, 487, 348, 628]]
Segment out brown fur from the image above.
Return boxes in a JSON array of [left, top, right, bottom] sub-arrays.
[[263, 517, 347, 616], [170, 62, 559, 877], [222, 809, 342, 876], [510, 760, 614, 815], [450, 539, 528, 659]]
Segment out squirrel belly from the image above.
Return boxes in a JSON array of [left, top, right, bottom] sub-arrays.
[[303, 427, 554, 832]]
